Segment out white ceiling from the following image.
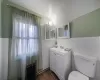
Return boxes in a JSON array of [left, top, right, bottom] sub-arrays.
[[9, 0, 100, 26], [8, 0, 71, 17]]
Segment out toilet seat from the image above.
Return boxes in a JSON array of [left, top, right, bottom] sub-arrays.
[[68, 71, 89, 80]]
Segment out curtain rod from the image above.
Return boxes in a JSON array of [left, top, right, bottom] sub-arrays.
[[6, 1, 50, 20], [6, 3, 41, 18]]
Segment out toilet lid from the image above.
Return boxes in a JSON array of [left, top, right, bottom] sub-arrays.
[[68, 71, 89, 80]]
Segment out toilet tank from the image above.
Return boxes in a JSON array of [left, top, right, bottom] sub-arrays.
[[74, 53, 97, 78]]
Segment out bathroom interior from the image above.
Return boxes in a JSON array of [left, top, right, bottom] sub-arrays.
[[0, 0, 100, 80]]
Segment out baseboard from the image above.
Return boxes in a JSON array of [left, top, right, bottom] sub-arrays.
[[36, 68, 50, 75]]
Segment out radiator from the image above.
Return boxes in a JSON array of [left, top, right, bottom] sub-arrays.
[[26, 62, 36, 80]]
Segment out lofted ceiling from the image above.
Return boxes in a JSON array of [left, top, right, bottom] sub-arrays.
[[8, 0, 70, 16], [9, 0, 100, 26]]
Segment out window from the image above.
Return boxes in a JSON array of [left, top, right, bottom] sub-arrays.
[[12, 13, 39, 57]]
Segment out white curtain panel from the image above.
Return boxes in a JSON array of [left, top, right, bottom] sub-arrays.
[[12, 13, 39, 57], [9, 12, 39, 80]]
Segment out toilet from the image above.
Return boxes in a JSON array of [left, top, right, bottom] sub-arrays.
[[68, 53, 97, 80]]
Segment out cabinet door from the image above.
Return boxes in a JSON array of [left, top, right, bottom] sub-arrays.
[[50, 51, 56, 73], [56, 53, 71, 80], [56, 54, 65, 79]]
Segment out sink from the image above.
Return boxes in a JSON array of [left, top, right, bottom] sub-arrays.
[[50, 47, 70, 55]]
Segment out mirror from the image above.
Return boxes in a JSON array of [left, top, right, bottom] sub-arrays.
[[45, 24, 56, 40], [57, 23, 70, 38]]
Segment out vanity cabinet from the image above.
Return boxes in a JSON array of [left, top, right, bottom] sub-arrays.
[[50, 48, 71, 80], [50, 51, 57, 73]]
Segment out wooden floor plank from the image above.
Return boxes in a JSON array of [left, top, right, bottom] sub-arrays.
[[37, 70, 59, 80]]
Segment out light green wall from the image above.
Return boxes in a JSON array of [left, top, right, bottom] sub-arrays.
[[70, 8, 100, 38], [1, 0, 12, 38], [1, 0, 41, 38], [2, 0, 100, 38], [0, 0, 1, 35], [0, 0, 2, 37]]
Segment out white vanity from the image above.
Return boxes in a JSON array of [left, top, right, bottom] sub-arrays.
[[50, 47, 72, 80]]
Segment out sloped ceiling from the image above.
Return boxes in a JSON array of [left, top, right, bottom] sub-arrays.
[[8, 0, 65, 17], [9, 0, 100, 26]]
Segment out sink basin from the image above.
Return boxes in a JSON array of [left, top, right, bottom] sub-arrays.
[[50, 47, 70, 55]]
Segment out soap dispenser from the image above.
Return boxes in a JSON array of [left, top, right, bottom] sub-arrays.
[[54, 41, 58, 48]]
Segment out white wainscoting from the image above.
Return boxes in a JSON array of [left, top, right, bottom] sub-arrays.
[[57, 37, 100, 80], [0, 38, 9, 80]]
